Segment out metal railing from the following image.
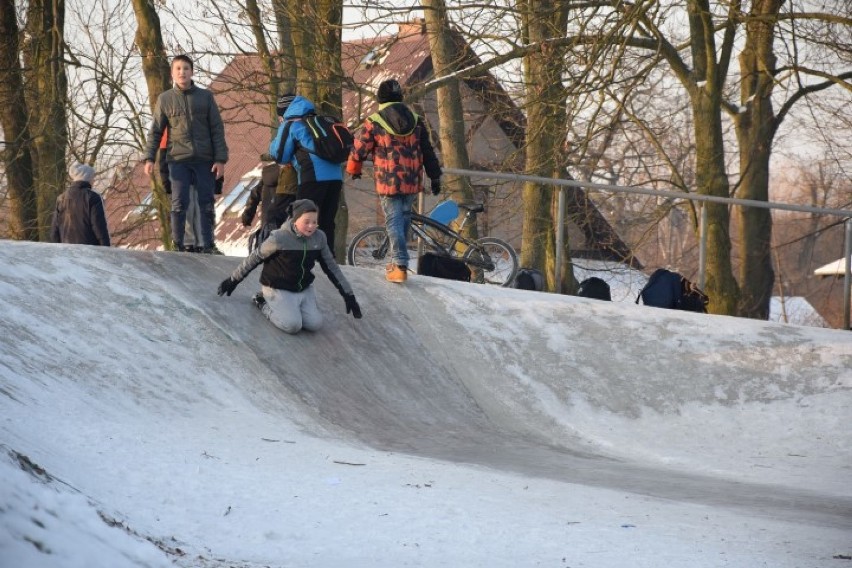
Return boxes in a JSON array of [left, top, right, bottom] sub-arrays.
[[442, 167, 852, 330]]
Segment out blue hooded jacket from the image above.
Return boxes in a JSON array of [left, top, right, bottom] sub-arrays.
[[268, 96, 344, 184]]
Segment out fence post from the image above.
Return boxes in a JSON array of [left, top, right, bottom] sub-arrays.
[[416, 191, 425, 260], [845, 218, 851, 330], [555, 186, 566, 293], [698, 204, 708, 289]]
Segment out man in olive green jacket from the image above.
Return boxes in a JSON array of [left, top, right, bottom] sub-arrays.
[[143, 54, 228, 253]]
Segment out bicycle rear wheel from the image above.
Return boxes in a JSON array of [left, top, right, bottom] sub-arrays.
[[347, 225, 390, 270], [462, 237, 519, 286]]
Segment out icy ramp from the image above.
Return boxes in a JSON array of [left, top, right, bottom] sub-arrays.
[[0, 241, 850, 528]]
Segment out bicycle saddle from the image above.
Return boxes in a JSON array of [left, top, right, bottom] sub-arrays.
[[458, 203, 485, 214]]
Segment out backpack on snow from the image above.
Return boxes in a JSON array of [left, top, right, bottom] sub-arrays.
[[636, 268, 708, 313], [417, 252, 471, 282], [577, 276, 611, 301], [513, 268, 544, 291]]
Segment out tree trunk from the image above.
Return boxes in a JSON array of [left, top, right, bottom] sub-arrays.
[[246, 0, 281, 129], [271, 0, 297, 94], [520, 0, 575, 293], [691, 94, 740, 314], [131, 0, 172, 248], [24, 0, 68, 241], [130, 0, 171, 113], [422, 0, 477, 242], [734, 0, 782, 319], [681, 0, 739, 314], [0, 0, 38, 240], [287, 0, 347, 260]]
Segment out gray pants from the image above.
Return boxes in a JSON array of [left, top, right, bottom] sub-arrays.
[[260, 285, 322, 334]]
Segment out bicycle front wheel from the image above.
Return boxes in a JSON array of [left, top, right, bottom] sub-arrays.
[[347, 225, 390, 271], [462, 237, 519, 287]]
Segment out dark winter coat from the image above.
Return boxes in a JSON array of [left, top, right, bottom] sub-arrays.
[[346, 101, 442, 196], [242, 162, 295, 228], [144, 82, 228, 165], [49, 181, 111, 246], [268, 96, 344, 185], [229, 218, 352, 296]]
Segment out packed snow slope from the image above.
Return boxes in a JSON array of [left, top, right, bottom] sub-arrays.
[[1, 240, 850, 566]]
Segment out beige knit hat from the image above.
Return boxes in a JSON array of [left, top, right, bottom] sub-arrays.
[[69, 162, 95, 183]]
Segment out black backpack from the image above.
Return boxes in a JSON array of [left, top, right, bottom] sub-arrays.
[[417, 253, 471, 282], [577, 277, 611, 301], [514, 268, 544, 291], [301, 114, 354, 163], [636, 268, 708, 313], [277, 114, 354, 165]]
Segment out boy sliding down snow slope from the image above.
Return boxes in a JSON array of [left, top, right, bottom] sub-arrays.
[[217, 199, 362, 334]]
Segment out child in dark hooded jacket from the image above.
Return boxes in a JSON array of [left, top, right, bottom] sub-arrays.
[[50, 163, 111, 246]]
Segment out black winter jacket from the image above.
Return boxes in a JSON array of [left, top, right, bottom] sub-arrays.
[[242, 163, 293, 228], [229, 219, 352, 296], [50, 182, 111, 246]]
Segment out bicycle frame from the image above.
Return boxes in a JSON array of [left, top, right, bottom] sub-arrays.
[[347, 200, 518, 285], [409, 212, 496, 271]]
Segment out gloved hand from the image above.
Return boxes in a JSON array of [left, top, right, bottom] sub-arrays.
[[217, 277, 241, 297], [351, 173, 361, 180], [343, 294, 362, 319], [240, 209, 253, 227], [430, 178, 441, 196]]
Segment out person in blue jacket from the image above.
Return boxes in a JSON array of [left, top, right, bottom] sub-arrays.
[[268, 95, 344, 254]]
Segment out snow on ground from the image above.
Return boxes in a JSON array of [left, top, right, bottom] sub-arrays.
[[1, 240, 850, 567]]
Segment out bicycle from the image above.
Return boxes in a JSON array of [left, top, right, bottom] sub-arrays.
[[346, 200, 519, 286]]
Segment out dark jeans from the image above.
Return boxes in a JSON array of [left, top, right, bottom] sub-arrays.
[[168, 161, 215, 249], [297, 180, 342, 253]]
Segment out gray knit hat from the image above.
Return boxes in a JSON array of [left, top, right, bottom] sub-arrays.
[[69, 162, 95, 183], [276, 93, 296, 117], [289, 198, 318, 221]]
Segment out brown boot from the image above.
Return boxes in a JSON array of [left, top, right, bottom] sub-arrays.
[[385, 264, 407, 283]]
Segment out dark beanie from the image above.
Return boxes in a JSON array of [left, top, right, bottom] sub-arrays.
[[276, 93, 296, 117], [376, 79, 403, 104], [289, 198, 318, 221]]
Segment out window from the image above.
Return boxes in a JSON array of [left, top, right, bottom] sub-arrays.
[[123, 192, 155, 222], [216, 177, 261, 218], [358, 44, 391, 70]]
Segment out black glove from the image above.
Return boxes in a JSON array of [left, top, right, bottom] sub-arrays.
[[430, 178, 441, 196], [351, 173, 361, 180], [343, 294, 362, 319], [218, 277, 240, 297]]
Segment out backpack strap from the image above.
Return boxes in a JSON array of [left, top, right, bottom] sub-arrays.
[[275, 120, 295, 164]]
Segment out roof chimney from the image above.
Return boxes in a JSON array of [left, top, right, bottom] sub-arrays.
[[397, 19, 426, 38]]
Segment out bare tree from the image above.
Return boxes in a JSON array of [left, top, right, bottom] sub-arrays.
[[422, 0, 478, 240], [0, 0, 38, 240], [22, 0, 69, 240], [130, 0, 172, 248], [518, 0, 579, 293]]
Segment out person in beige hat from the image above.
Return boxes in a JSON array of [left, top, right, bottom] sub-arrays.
[[50, 163, 111, 246]]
